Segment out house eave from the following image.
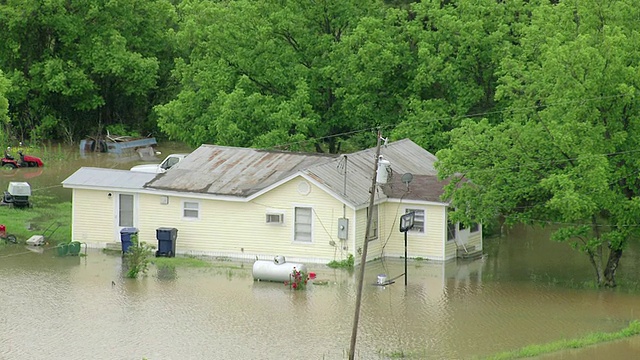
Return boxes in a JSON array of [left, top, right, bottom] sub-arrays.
[[385, 198, 450, 207], [64, 183, 252, 202]]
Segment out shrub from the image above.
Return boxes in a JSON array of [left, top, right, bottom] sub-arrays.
[[327, 254, 354, 269], [284, 267, 309, 290], [123, 234, 153, 278]]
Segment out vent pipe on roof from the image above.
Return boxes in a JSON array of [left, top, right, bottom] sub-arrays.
[[341, 155, 348, 196], [376, 155, 391, 184]]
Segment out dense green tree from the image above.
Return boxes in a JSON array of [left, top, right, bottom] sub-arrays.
[[391, 0, 530, 153], [0, 70, 10, 145], [157, 0, 401, 153], [436, 0, 640, 287], [0, 0, 178, 143], [158, 0, 530, 154]]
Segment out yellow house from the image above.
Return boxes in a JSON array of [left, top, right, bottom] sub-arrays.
[[62, 139, 482, 264]]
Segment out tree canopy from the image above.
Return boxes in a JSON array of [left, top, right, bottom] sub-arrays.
[[436, 0, 640, 287], [0, 0, 178, 142], [0, 70, 10, 145], [156, 0, 393, 153], [157, 0, 520, 153]]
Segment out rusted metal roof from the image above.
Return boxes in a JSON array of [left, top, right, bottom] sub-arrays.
[[381, 175, 450, 203], [146, 144, 338, 196], [62, 167, 157, 189], [305, 139, 439, 207], [146, 139, 440, 207]]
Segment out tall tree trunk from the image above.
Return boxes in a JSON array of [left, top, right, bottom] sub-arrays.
[[589, 217, 605, 287], [603, 247, 623, 288], [586, 248, 604, 287]]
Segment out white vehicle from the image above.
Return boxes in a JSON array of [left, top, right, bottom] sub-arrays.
[[130, 153, 188, 174]]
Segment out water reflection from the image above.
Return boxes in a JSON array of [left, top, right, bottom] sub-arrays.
[[1, 240, 640, 359], [156, 264, 177, 281]]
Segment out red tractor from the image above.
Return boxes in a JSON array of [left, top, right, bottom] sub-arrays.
[[2, 148, 44, 169], [0, 224, 18, 244]]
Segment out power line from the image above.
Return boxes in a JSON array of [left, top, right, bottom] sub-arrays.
[[444, 148, 640, 176], [266, 92, 633, 152], [461, 93, 631, 120]]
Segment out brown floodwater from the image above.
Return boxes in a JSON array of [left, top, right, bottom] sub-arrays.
[[1, 143, 639, 359]]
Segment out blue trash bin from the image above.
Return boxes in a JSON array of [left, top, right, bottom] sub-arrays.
[[156, 227, 177, 257], [120, 227, 138, 254]]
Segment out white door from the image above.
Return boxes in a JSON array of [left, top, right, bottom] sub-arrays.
[[116, 193, 136, 240]]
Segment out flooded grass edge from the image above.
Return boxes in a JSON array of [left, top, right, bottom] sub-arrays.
[[479, 320, 640, 360]]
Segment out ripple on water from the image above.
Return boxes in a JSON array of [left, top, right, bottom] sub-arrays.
[[2, 247, 640, 359]]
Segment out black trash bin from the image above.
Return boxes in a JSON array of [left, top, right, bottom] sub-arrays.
[[156, 227, 177, 257], [120, 227, 138, 254]]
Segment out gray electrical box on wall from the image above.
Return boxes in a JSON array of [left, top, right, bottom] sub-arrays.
[[338, 218, 349, 240]]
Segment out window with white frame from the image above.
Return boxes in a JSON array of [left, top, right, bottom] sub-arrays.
[[470, 222, 479, 233], [294, 207, 312, 242], [266, 212, 284, 224], [367, 205, 379, 241], [183, 201, 200, 219], [118, 194, 134, 227], [405, 208, 425, 233]]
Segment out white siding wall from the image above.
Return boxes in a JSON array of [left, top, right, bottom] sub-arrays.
[[379, 202, 447, 261], [353, 208, 369, 263], [71, 189, 116, 246], [444, 235, 458, 260], [70, 182, 461, 264], [135, 177, 354, 264], [354, 205, 386, 264]]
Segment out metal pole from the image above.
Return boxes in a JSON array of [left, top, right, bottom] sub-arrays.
[[343, 155, 347, 218], [348, 131, 382, 360], [405, 231, 408, 287]]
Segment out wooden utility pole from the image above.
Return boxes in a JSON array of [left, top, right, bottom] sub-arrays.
[[348, 131, 382, 360]]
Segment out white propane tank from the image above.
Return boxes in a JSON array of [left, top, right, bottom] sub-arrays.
[[376, 156, 391, 184], [252, 256, 308, 282]]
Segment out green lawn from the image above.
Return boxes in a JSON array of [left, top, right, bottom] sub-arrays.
[[0, 196, 71, 246]]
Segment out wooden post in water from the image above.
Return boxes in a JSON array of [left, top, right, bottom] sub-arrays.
[[348, 131, 382, 360]]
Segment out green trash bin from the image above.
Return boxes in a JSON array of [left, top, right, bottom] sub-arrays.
[[56, 243, 69, 256], [68, 241, 81, 256]]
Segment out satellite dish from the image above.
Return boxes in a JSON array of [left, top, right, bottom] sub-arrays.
[[401, 173, 413, 191]]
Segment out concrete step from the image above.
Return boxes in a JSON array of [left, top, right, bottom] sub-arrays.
[[456, 245, 483, 260], [458, 249, 484, 260], [105, 242, 122, 251]]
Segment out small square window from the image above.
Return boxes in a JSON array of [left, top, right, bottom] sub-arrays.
[[183, 201, 199, 219]]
